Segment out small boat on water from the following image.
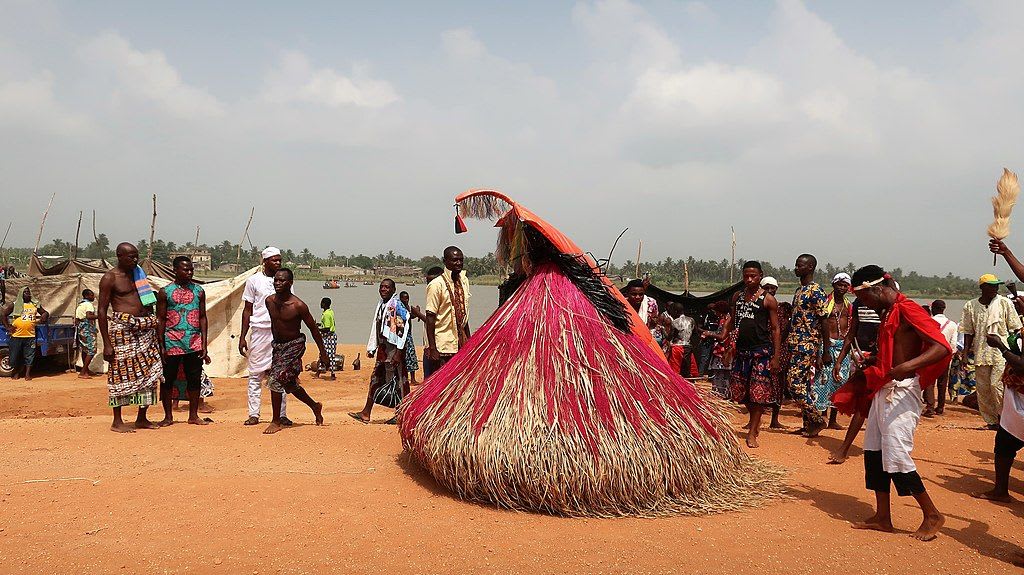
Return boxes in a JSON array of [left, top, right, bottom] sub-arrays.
[[362, 281, 374, 286], [344, 282, 358, 288], [323, 279, 340, 289], [404, 282, 418, 286]]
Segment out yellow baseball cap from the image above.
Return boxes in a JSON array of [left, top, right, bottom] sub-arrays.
[[978, 273, 1004, 285]]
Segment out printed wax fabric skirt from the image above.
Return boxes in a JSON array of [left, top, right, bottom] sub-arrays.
[[813, 338, 849, 412], [107, 313, 162, 407], [370, 342, 406, 408], [730, 345, 778, 406], [77, 321, 97, 355], [323, 331, 340, 370], [268, 335, 305, 394]]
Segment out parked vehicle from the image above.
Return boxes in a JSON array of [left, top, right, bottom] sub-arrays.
[[0, 322, 77, 377]]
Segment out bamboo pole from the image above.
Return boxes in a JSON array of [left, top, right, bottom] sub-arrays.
[[194, 225, 201, 250], [635, 240, 642, 279], [73, 210, 83, 259], [147, 194, 157, 260], [730, 227, 736, 284], [0, 221, 11, 264], [34, 192, 56, 254], [237, 207, 254, 263]]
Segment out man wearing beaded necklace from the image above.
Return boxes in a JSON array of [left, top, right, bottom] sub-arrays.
[[816, 273, 853, 430]]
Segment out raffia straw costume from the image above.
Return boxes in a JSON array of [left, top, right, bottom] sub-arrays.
[[399, 190, 784, 517]]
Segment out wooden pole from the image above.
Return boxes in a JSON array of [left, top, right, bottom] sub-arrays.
[[635, 240, 642, 279], [237, 207, 254, 263], [91, 210, 98, 242], [34, 192, 56, 254], [147, 194, 157, 260], [194, 225, 201, 250], [684, 261, 690, 294], [73, 210, 83, 259], [0, 221, 11, 264], [730, 226, 736, 284]]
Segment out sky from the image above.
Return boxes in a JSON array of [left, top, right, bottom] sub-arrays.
[[2, 0, 1023, 278]]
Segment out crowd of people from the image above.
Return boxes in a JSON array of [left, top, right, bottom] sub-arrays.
[[4, 237, 1024, 542], [621, 245, 1024, 541]]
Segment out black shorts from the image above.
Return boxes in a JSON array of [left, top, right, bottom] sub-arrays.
[[995, 426, 1024, 458], [864, 450, 926, 497], [161, 352, 203, 393]]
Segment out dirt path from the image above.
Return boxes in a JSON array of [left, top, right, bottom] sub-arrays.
[[1, 344, 1021, 573]]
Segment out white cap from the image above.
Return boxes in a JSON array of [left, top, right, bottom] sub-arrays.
[[261, 246, 281, 260], [760, 276, 778, 288], [832, 272, 852, 285]]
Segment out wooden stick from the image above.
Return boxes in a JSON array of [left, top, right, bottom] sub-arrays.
[[237, 207, 254, 263], [91, 210, 98, 242], [194, 225, 200, 249], [635, 240, 642, 279], [73, 210, 83, 260], [147, 194, 157, 260], [684, 261, 690, 294], [730, 226, 736, 284], [34, 192, 55, 254], [0, 221, 11, 264], [20, 477, 100, 486]]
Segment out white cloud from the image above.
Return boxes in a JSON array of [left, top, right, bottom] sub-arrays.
[[573, 0, 680, 70], [441, 28, 486, 62], [262, 49, 399, 108], [0, 71, 90, 135], [627, 64, 784, 123], [78, 31, 223, 119]]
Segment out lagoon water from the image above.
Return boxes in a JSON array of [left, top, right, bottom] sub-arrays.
[[290, 280, 500, 344], [287, 279, 969, 346]]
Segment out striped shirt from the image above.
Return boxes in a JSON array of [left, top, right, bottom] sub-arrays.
[[853, 299, 881, 352]]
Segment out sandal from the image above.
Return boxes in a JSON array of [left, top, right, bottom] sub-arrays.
[[280, 417, 294, 427], [243, 416, 259, 426], [348, 412, 369, 424]]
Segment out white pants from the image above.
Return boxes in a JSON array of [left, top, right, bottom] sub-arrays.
[[864, 377, 922, 474], [247, 326, 286, 419], [975, 363, 1006, 426]]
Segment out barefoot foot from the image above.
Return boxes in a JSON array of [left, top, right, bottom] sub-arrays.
[[851, 518, 894, 533], [135, 419, 159, 430], [746, 435, 760, 449], [313, 402, 324, 426], [971, 489, 1013, 503], [912, 513, 944, 541], [187, 417, 210, 426], [110, 422, 136, 433], [828, 422, 846, 430], [157, 417, 174, 427], [263, 422, 284, 434], [769, 422, 789, 430]]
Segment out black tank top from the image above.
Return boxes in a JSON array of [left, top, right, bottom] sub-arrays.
[[735, 292, 772, 350]]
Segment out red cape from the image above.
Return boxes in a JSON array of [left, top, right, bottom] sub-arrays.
[[832, 293, 952, 417]]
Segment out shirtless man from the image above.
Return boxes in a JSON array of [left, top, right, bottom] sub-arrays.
[[262, 268, 327, 434], [98, 243, 164, 432], [843, 265, 950, 542], [819, 273, 853, 430]]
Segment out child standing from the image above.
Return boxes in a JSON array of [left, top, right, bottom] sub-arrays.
[[317, 297, 337, 380]]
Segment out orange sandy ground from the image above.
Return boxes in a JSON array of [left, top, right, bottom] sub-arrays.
[[1, 343, 1022, 574]]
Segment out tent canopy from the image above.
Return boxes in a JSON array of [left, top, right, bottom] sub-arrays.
[[6, 266, 257, 377]]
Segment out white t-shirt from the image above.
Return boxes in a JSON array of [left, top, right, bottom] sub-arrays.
[[243, 272, 276, 329], [931, 314, 959, 351]]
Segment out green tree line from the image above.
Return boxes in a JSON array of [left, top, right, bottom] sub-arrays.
[[4, 237, 978, 294]]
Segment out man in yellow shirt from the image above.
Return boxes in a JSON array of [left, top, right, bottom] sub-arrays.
[[2, 287, 49, 380], [425, 246, 471, 374]]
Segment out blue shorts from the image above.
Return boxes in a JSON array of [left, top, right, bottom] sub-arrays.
[[9, 337, 36, 368]]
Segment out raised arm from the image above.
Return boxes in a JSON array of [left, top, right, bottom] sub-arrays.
[[991, 239, 1024, 283], [0, 302, 12, 331]]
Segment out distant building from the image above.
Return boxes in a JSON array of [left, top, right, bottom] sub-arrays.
[[372, 265, 421, 278], [319, 265, 369, 277], [169, 250, 212, 272], [217, 262, 242, 273]]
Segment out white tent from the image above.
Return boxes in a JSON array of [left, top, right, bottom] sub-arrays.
[[6, 267, 258, 377]]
